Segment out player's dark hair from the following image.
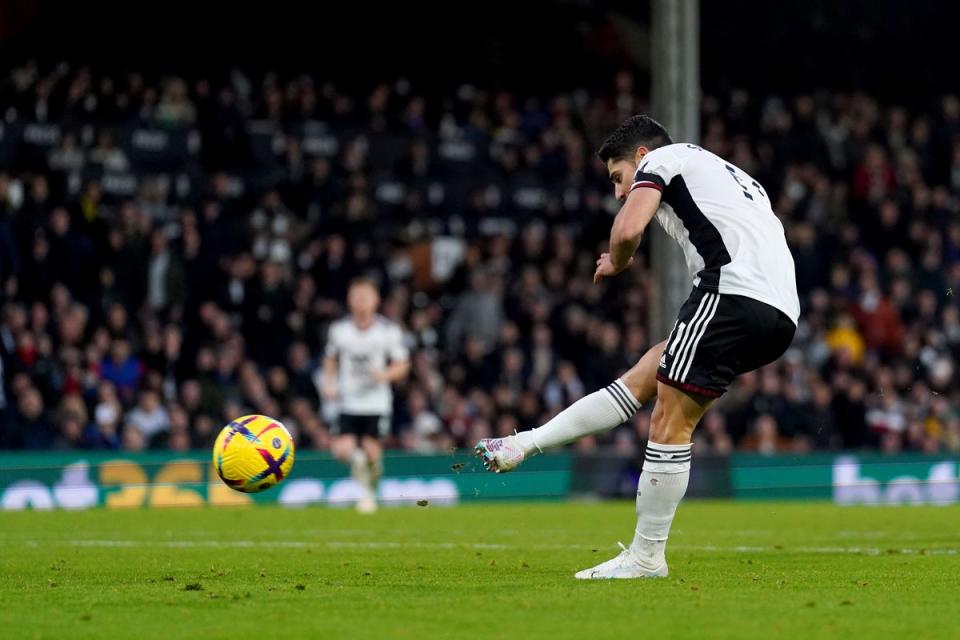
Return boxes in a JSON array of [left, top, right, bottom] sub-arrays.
[[597, 115, 673, 163]]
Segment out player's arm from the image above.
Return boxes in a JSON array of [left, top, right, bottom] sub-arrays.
[[321, 327, 340, 401], [610, 186, 661, 267], [321, 354, 338, 401], [371, 358, 410, 383], [371, 327, 411, 384], [594, 186, 662, 283]]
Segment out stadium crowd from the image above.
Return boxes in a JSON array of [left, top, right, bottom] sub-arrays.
[[1, 62, 959, 456]]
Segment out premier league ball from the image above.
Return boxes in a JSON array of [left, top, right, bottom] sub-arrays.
[[213, 415, 295, 493]]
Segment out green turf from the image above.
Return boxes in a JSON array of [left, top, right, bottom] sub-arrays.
[[2, 501, 959, 639]]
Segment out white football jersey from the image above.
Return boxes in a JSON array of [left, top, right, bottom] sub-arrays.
[[632, 143, 800, 324], [324, 315, 409, 415]]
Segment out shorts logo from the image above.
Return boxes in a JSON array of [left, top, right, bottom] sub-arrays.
[[658, 354, 667, 369]]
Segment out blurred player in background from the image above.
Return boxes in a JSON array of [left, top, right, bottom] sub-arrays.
[[477, 115, 799, 578], [321, 278, 410, 513]]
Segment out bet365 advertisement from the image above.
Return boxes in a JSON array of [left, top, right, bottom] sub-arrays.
[[0, 452, 572, 510]]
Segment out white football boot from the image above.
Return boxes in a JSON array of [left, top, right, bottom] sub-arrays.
[[355, 492, 378, 514], [474, 436, 526, 473], [574, 542, 669, 580]]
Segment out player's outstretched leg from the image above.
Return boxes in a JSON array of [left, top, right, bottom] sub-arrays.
[[575, 382, 710, 579], [475, 378, 639, 472], [475, 342, 664, 473]]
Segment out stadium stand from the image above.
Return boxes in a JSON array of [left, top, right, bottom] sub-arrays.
[[1, 62, 959, 455]]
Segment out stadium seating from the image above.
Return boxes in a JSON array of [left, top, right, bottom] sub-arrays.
[[1, 63, 959, 455]]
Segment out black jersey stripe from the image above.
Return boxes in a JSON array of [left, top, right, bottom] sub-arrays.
[[662, 176, 732, 292]]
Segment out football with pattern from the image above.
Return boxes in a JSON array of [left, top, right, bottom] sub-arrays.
[[213, 415, 296, 493]]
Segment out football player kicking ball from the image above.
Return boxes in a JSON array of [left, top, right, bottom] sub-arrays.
[[476, 115, 800, 579], [323, 278, 410, 513]]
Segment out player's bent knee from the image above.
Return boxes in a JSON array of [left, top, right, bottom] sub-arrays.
[[621, 340, 667, 403]]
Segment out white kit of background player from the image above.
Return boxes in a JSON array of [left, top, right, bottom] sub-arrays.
[[320, 278, 410, 513], [477, 115, 800, 579]]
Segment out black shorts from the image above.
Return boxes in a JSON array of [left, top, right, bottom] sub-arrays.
[[334, 414, 390, 438], [657, 287, 796, 398]]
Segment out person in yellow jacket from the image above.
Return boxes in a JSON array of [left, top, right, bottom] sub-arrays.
[[825, 313, 865, 364]]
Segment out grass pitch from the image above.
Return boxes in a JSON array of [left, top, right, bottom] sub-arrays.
[[2, 501, 959, 640]]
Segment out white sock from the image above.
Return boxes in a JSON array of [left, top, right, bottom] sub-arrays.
[[514, 379, 640, 456], [368, 456, 383, 486], [350, 448, 367, 469], [630, 442, 692, 563], [350, 448, 369, 483]]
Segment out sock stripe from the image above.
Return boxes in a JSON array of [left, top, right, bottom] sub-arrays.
[[644, 443, 692, 464], [614, 380, 640, 413], [645, 444, 692, 454], [603, 387, 632, 421], [605, 384, 630, 411], [602, 387, 630, 421], [606, 384, 639, 418], [645, 454, 692, 463], [645, 451, 692, 459], [611, 379, 641, 411]]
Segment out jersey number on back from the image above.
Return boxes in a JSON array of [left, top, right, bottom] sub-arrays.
[[725, 164, 766, 201]]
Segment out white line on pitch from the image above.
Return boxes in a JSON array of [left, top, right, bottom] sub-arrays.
[[46, 540, 960, 556]]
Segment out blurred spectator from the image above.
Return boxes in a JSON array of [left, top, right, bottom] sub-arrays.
[[126, 390, 171, 446], [99, 339, 143, 402], [445, 270, 503, 354], [400, 387, 448, 453], [1, 62, 959, 456], [4, 387, 54, 449]]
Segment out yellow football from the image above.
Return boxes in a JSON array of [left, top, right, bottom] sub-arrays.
[[212, 415, 295, 493]]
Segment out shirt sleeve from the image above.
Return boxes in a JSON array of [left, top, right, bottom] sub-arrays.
[[631, 145, 685, 193], [389, 326, 410, 362]]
